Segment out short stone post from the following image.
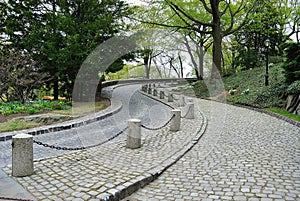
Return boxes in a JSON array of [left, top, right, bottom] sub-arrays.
[[168, 93, 173, 102], [153, 89, 157, 96], [179, 96, 185, 107], [126, 119, 141, 149], [141, 85, 146, 92], [170, 109, 181, 132], [12, 134, 34, 177], [185, 102, 195, 119], [160, 91, 165, 99]]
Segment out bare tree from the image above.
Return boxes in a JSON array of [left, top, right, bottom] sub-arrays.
[[0, 49, 50, 103]]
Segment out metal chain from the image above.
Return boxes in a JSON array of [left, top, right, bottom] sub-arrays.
[[141, 114, 175, 130], [33, 126, 128, 151], [181, 105, 191, 118], [0, 197, 33, 201]]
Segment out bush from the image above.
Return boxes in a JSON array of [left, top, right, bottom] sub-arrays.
[[28, 108, 37, 115], [287, 80, 300, 95], [282, 42, 300, 84], [0, 100, 71, 116]]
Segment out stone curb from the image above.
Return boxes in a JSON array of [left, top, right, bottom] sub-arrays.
[[0, 100, 123, 142], [203, 98, 300, 128], [99, 90, 208, 201]]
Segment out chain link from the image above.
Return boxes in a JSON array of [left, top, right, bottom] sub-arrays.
[[181, 105, 191, 118], [141, 114, 175, 130], [33, 126, 128, 151], [0, 197, 33, 201]]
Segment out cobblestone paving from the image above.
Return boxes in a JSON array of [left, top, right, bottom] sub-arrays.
[[0, 85, 169, 167], [2, 86, 205, 200], [124, 98, 300, 201]]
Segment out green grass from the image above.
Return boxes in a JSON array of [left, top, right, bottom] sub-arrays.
[[53, 102, 107, 115], [266, 108, 300, 122], [0, 119, 40, 133], [0, 101, 109, 133]]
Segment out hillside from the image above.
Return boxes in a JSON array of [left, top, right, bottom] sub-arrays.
[[176, 64, 300, 121]]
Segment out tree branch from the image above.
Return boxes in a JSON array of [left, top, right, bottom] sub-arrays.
[[199, 0, 213, 14], [165, 0, 213, 27], [223, 0, 258, 36]]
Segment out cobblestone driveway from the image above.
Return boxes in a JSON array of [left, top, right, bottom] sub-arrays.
[[0, 85, 170, 167], [125, 99, 300, 201]]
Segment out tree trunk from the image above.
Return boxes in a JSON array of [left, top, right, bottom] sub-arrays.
[[53, 76, 59, 100], [144, 55, 150, 79], [211, 0, 222, 79], [197, 45, 204, 79]]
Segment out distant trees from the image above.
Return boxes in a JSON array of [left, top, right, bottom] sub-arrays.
[[0, 0, 130, 100], [134, 0, 257, 78]]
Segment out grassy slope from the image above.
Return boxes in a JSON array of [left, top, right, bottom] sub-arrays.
[[189, 64, 299, 121]]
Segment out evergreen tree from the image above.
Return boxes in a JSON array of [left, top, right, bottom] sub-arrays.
[[0, 0, 130, 99]]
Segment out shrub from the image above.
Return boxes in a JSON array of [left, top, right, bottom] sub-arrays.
[[287, 80, 300, 95], [282, 42, 300, 84], [28, 108, 37, 115]]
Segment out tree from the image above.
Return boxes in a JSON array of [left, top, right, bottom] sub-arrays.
[[232, 0, 298, 70], [0, 49, 49, 103], [0, 0, 130, 100], [134, 0, 257, 78], [282, 42, 300, 85]]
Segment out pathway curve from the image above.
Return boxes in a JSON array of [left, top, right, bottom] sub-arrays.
[[0, 83, 207, 200], [0, 84, 170, 167], [124, 98, 300, 201]]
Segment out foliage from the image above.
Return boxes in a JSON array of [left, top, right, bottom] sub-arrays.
[[232, 0, 294, 70], [287, 80, 300, 95], [282, 42, 300, 84], [0, 100, 71, 116], [0, 49, 50, 103], [136, 0, 257, 77], [0, 0, 130, 99], [190, 64, 288, 108]]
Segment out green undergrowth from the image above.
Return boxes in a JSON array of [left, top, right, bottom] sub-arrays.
[[178, 64, 299, 121], [190, 64, 287, 108]]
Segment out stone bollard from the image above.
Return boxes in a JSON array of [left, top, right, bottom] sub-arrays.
[[170, 109, 181, 132], [179, 96, 185, 107], [12, 134, 34, 177], [160, 91, 165, 99], [126, 119, 141, 149], [141, 85, 146, 92], [153, 89, 157, 96], [185, 102, 195, 119], [168, 93, 173, 102], [143, 85, 148, 92]]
